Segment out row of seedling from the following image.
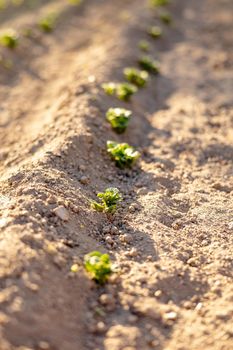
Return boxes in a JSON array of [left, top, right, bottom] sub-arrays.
[[0, 0, 84, 50], [78, 1, 173, 285]]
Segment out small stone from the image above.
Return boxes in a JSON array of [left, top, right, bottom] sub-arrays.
[[163, 311, 178, 321], [127, 248, 138, 257], [38, 341, 50, 350], [53, 206, 69, 221], [228, 221, 233, 230], [120, 234, 133, 244], [80, 176, 89, 185], [99, 294, 115, 310], [96, 321, 107, 334], [47, 195, 56, 204], [187, 257, 199, 267], [105, 236, 114, 245], [154, 290, 162, 298], [79, 164, 87, 171]]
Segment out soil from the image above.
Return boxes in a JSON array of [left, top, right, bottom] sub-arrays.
[[0, 0, 232, 349]]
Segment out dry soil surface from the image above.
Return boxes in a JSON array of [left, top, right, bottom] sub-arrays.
[[0, 0, 233, 349]]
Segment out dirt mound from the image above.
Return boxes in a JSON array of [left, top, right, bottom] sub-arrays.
[[0, 0, 232, 349]]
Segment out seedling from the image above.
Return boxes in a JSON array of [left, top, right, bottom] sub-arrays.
[[38, 13, 57, 33], [68, 0, 82, 5], [139, 56, 160, 74], [92, 187, 122, 213], [84, 251, 114, 284], [116, 83, 137, 101], [148, 26, 162, 39], [160, 11, 172, 24], [138, 40, 150, 52], [124, 67, 149, 88], [102, 82, 137, 101], [107, 141, 140, 168], [106, 108, 131, 133], [102, 82, 117, 96], [0, 30, 19, 49], [150, 0, 169, 6]]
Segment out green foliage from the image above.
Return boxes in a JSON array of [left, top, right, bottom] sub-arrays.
[[116, 83, 137, 101], [38, 13, 57, 33], [124, 67, 149, 88], [138, 40, 150, 52], [92, 187, 122, 213], [138, 56, 160, 74], [160, 11, 172, 24], [0, 29, 19, 49], [107, 141, 140, 168], [102, 82, 137, 101], [148, 26, 162, 39], [67, 0, 82, 5], [84, 251, 114, 284], [102, 82, 117, 96], [106, 108, 131, 133], [150, 0, 169, 6]]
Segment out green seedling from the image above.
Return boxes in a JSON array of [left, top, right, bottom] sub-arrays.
[[102, 82, 137, 101], [150, 0, 169, 6], [0, 29, 19, 49], [68, 0, 82, 5], [0, 0, 6, 10], [84, 251, 114, 284], [148, 26, 162, 39], [92, 187, 122, 214], [106, 108, 131, 133], [139, 56, 160, 74], [102, 82, 117, 96], [160, 11, 172, 24], [116, 83, 137, 101], [38, 13, 57, 33], [107, 141, 140, 168], [138, 40, 150, 52], [124, 67, 149, 88]]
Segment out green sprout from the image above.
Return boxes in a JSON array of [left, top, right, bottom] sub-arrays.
[[138, 40, 150, 52], [116, 83, 137, 101], [148, 26, 162, 39], [84, 251, 114, 284], [124, 67, 149, 88], [102, 82, 137, 101], [38, 13, 57, 33], [102, 82, 117, 96], [68, 0, 83, 5], [160, 11, 172, 24], [138, 56, 160, 74], [91, 187, 122, 214], [150, 0, 169, 6], [107, 141, 140, 168], [106, 108, 131, 133], [0, 30, 19, 49]]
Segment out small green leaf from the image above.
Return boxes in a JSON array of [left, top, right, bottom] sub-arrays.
[[150, 0, 169, 6], [106, 107, 131, 133], [160, 11, 172, 24], [107, 141, 140, 168], [116, 83, 137, 101], [92, 188, 122, 214], [148, 26, 162, 39], [0, 29, 19, 49], [38, 13, 57, 33], [84, 251, 114, 284], [138, 40, 150, 52], [124, 67, 149, 88], [138, 56, 160, 74]]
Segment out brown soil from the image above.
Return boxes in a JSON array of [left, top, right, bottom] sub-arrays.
[[0, 0, 232, 349]]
